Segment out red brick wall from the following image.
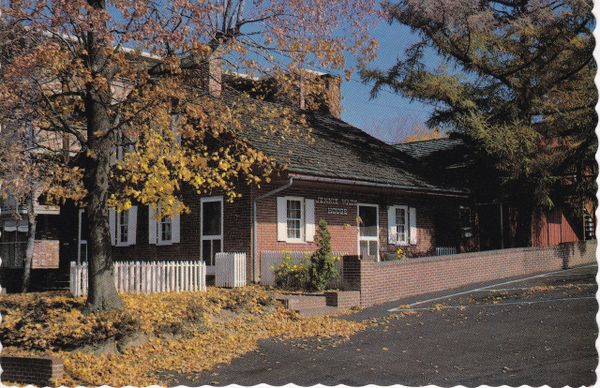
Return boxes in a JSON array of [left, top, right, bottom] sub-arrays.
[[112, 186, 253, 259], [1, 354, 63, 386], [343, 240, 597, 307], [104, 179, 467, 283], [32, 239, 60, 268], [254, 182, 459, 279]]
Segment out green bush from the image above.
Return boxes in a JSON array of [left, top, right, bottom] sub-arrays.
[[272, 253, 310, 290], [309, 219, 339, 291]]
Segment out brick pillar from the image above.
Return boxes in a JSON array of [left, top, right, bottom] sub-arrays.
[[342, 255, 361, 291]]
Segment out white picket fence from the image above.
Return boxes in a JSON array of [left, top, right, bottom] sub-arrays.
[[260, 250, 345, 288], [436, 246, 457, 256], [215, 252, 246, 288], [70, 260, 207, 297]]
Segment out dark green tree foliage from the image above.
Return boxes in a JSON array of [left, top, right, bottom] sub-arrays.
[[363, 0, 597, 244], [309, 219, 339, 291]]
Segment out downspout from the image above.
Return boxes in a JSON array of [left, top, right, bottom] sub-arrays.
[[252, 177, 294, 283]]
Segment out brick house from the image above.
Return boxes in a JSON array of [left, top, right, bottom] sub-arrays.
[[2, 66, 590, 291], [396, 138, 595, 250], [0, 196, 66, 291], [48, 72, 473, 284]]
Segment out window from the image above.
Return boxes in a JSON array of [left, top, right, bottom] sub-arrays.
[[459, 205, 473, 238], [111, 207, 137, 247], [201, 197, 223, 267], [287, 199, 303, 240], [358, 204, 379, 259], [277, 197, 315, 243], [117, 210, 129, 244], [148, 205, 180, 246], [160, 216, 172, 242], [388, 205, 409, 245], [78, 209, 89, 263]]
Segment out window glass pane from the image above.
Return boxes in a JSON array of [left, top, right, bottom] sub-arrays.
[[213, 239, 222, 257], [459, 206, 472, 228], [359, 240, 369, 256], [202, 201, 222, 236], [161, 218, 172, 241], [286, 200, 302, 239], [359, 206, 377, 237], [80, 243, 88, 262], [359, 240, 378, 257], [287, 200, 301, 219], [119, 211, 128, 242], [287, 219, 301, 239], [396, 208, 406, 241], [202, 240, 212, 264], [81, 212, 89, 241], [369, 241, 378, 256]]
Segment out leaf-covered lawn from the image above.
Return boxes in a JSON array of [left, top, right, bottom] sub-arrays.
[[0, 287, 365, 386]]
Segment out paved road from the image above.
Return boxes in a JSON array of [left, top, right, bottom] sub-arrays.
[[173, 265, 598, 387]]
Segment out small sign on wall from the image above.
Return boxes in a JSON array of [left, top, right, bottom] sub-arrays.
[[316, 197, 356, 217]]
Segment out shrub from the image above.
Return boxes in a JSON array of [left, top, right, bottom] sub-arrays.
[[395, 247, 406, 260], [273, 253, 310, 290], [309, 219, 339, 291]]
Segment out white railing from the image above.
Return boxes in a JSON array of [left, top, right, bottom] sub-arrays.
[[70, 260, 207, 297], [260, 250, 345, 288], [215, 252, 246, 288], [436, 246, 457, 256]]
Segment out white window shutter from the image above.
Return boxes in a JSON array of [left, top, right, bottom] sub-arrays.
[[388, 207, 397, 245], [108, 208, 116, 246], [409, 207, 418, 245], [172, 211, 181, 243], [277, 197, 287, 242], [148, 206, 157, 245], [127, 206, 137, 245], [305, 199, 315, 242]]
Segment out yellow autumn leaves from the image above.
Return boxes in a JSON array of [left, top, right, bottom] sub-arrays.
[[1, 287, 365, 386]]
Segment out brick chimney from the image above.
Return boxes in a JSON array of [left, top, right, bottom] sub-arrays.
[[187, 49, 223, 97], [259, 70, 341, 119], [308, 72, 341, 119]]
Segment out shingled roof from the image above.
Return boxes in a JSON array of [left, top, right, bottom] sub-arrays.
[[241, 111, 467, 195], [394, 138, 464, 161]]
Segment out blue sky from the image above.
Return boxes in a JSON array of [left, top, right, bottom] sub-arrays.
[[338, 21, 438, 144]]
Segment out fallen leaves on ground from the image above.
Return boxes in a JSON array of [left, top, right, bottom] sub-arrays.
[[0, 287, 365, 386]]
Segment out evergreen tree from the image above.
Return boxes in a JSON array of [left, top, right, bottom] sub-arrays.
[[309, 219, 339, 291], [363, 0, 597, 245]]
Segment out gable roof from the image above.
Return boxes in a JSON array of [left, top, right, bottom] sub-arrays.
[[394, 138, 464, 160], [242, 111, 467, 195]]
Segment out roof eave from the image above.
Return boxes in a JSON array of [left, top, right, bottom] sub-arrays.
[[287, 172, 470, 198]]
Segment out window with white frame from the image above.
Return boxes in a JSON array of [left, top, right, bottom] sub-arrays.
[[148, 204, 180, 245], [276, 196, 315, 243], [160, 215, 172, 242], [388, 205, 417, 246], [110, 207, 137, 247], [388, 205, 409, 245], [286, 199, 303, 240]]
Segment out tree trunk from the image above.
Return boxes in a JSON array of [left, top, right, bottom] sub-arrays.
[[83, 112, 123, 312], [83, 10, 123, 311], [21, 194, 36, 293]]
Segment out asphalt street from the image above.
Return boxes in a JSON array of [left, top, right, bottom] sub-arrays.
[[171, 264, 598, 387]]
